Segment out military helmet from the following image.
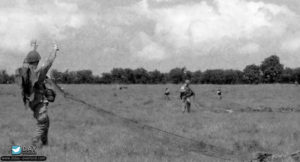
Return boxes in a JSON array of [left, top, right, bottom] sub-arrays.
[[185, 79, 191, 84], [24, 50, 41, 63]]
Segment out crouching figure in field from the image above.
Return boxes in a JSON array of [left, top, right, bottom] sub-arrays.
[[217, 88, 222, 100], [15, 40, 59, 147], [164, 88, 170, 100]]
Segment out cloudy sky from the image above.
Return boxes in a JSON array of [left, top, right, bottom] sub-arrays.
[[1, 0, 300, 75]]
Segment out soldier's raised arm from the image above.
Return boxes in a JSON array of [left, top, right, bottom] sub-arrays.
[[37, 44, 59, 82]]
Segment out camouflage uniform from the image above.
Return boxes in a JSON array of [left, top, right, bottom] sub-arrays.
[[29, 61, 54, 146], [180, 83, 194, 113], [16, 48, 57, 147], [30, 78, 50, 146]]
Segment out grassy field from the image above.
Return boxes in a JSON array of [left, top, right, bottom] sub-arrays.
[[0, 84, 300, 162]]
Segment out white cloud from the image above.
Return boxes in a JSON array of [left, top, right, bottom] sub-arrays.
[[1, 0, 299, 74], [131, 32, 167, 60], [137, 43, 166, 60], [133, 0, 297, 59], [0, 0, 86, 52], [238, 43, 260, 54], [281, 37, 300, 52], [155, 0, 172, 2]]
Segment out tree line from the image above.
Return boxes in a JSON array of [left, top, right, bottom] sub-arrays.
[[1, 55, 300, 84]]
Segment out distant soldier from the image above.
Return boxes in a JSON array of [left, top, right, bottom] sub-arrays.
[[15, 40, 59, 147], [217, 88, 222, 100], [120, 86, 128, 90], [180, 80, 195, 113], [164, 88, 170, 100], [295, 81, 299, 86]]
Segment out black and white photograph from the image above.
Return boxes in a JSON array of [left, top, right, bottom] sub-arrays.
[[0, 0, 300, 161]]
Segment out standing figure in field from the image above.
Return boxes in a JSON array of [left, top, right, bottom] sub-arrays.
[[164, 88, 170, 100], [217, 88, 222, 100], [180, 80, 195, 113], [15, 40, 59, 147]]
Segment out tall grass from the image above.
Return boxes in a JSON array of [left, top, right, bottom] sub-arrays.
[[0, 84, 299, 161]]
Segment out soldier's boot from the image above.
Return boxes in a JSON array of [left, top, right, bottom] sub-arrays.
[[41, 129, 48, 146], [187, 102, 191, 113], [34, 114, 49, 147], [40, 117, 49, 146], [182, 104, 186, 113], [31, 136, 43, 148]]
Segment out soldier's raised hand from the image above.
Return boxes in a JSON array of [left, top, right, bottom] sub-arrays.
[[31, 40, 38, 51], [53, 43, 59, 52]]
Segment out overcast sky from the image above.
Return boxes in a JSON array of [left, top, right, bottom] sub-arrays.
[[1, 0, 300, 75]]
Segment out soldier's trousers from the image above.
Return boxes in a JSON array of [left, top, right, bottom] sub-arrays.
[[32, 102, 50, 146], [182, 98, 191, 113]]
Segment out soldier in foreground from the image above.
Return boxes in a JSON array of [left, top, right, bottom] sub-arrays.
[[15, 40, 59, 147], [180, 80, 195, 113]]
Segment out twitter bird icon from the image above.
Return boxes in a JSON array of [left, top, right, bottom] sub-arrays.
[[11, 146, 22, 155]]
